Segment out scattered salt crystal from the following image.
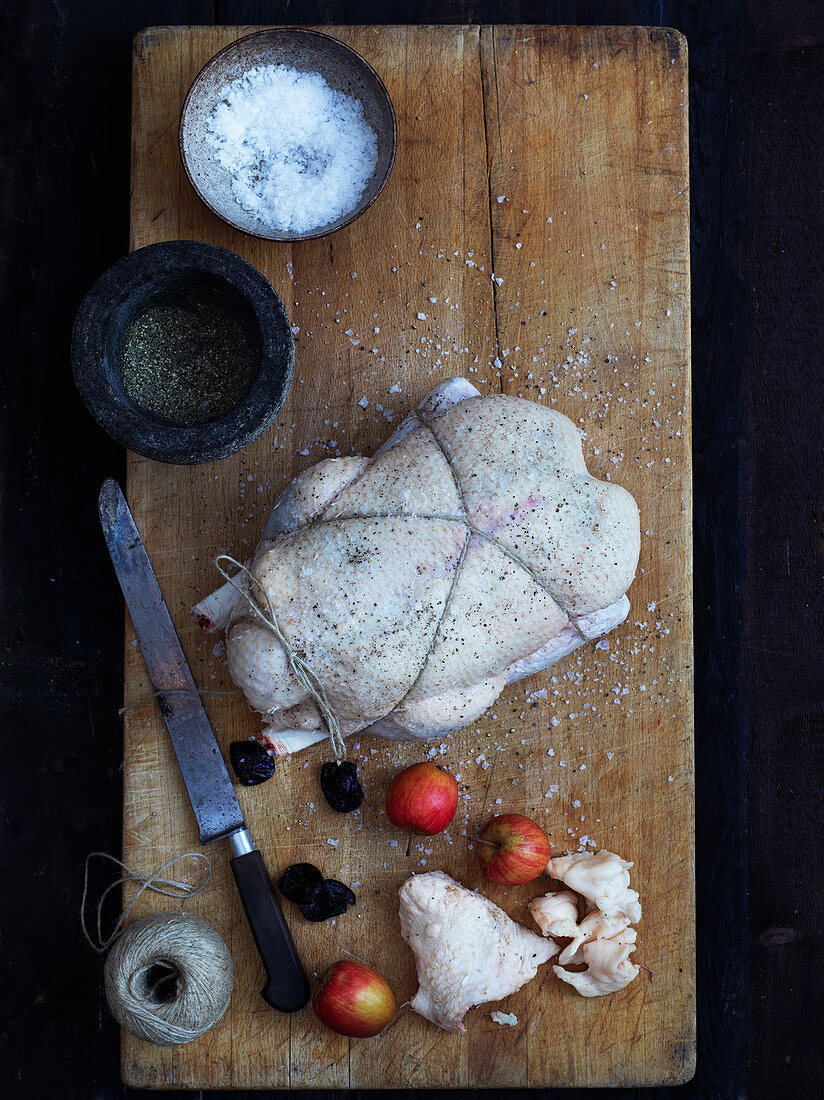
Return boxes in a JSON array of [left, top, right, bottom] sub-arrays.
[[358, 396, 369, 408], [490, 1011, 518, 1026], [326, 838, 339, 846], [417, 312, 427, 320], [206, 65, 378, 234], [497, 195, 506, 203]]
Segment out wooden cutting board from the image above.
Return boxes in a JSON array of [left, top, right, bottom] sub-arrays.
[[123, 24, 693, 1089]]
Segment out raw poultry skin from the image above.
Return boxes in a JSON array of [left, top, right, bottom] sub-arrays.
[[193, 378, 640, 753], [530, 851, 643, 997], [528, 890, 581, 945], [398, 871, 557, 1031], [552, 930, 640, 997], [545, 851, 642, 924]]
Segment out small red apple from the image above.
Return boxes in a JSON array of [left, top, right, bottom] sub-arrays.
[[385, 761, 459, 835], [312, 960, 396, 1037], [476, 813, 551, 885]]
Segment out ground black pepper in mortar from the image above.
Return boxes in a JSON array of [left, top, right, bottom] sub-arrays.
[[120, 287, 259, 426]]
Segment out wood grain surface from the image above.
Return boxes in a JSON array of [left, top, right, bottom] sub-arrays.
[[123, 24, 692, 1089]]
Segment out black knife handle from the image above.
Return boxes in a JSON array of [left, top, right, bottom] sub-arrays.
[[230, 849, 310, 1012]]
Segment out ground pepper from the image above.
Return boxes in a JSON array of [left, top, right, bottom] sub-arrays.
[[120, 286, 259, 426]]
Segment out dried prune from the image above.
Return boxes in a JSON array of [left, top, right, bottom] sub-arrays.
[[278, 864, 357, 922], [300, 879, 357, 922], [229, 740, 275, 786], [320, 761, 364, 813], [278, 863, 323, 904]]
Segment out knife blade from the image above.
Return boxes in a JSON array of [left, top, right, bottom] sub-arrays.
[[99, 478, 309, 1013]]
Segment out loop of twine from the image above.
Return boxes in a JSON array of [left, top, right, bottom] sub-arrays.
[[80, 851, 212, 954], [214, 553, 347, 763], [103, 912, 233, 1046]]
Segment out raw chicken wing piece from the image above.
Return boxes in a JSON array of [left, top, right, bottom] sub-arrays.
[[399, 871, 557, 1032]]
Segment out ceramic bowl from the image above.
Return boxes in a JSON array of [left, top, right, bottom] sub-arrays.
[[71, 240, 294, 464], [179, 28, 397, 241]]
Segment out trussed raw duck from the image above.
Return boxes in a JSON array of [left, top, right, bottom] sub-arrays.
[[192, 378, 640, 754], [398, 871, 556, 1031]]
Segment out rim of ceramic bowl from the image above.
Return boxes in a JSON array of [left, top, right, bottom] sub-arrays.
[[71, 240, 295, 465], [179, 28, 398, 242]]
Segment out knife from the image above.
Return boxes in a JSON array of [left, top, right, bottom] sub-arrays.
[[99, 478, 310, 1013]]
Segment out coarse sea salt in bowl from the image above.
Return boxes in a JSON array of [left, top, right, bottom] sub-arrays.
[[180, 29, 396, 241]]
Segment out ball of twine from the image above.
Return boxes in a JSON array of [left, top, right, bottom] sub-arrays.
[[103, 912, 234, 1046]]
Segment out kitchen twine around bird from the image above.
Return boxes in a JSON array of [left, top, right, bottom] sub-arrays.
[[81, 852, 234, 1046], [214, 553, 348, 762]]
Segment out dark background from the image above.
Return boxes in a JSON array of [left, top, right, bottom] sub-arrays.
[[1, 1, 822, 1097]]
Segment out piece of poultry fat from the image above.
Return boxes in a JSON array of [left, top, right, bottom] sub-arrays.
[[553, 930, 640, 997], [528, 890, 580, 943], [545, 850, 642, 923], [399, 871, 557, 1032], [531, 850, 642, 997]]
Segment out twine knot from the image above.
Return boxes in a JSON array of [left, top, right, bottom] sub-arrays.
[[214, 553, 347, 763]]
